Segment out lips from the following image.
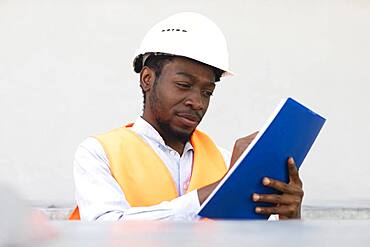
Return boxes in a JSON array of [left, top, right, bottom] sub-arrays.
[[176, 112, 201, 127]]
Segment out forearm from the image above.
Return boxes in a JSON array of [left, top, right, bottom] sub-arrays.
[[83, 191, 201, 222]]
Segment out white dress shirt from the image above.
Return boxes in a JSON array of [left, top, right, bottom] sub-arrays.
[[73, 117, 231, 221]]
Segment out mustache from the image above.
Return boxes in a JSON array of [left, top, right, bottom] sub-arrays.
[[176, 110, 203, 122]]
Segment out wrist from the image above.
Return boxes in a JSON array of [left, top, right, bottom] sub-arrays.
[[197, 181, 219, 205]]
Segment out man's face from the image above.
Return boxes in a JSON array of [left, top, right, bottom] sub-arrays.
[[145, 56, 216, 142]]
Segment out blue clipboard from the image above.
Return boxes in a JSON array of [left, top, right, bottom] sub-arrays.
[[198, 97, 326, 219]]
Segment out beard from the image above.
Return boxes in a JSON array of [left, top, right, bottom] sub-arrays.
[[157, 118, 192, 143], [149, 83, 194, 143]]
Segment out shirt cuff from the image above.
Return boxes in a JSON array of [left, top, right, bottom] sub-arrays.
[[170, 190, 201, 220]]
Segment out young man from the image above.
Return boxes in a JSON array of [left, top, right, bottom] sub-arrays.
[[70, 12, 303, 221]]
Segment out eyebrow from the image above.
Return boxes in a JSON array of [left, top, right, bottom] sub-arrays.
[[175, 72, 216, 85]]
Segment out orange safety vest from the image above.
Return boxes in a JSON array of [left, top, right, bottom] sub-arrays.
[[69, 124, 227, 220]]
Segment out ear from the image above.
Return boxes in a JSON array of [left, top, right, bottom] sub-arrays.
[[140, 66, 156, 93]]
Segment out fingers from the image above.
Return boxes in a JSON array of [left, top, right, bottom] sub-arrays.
[[229, 131, 259, 169], [253, 157, 304, 219], [262, 177, 303, 196], [246, 131, 259, 139], [255, 204, 299, 217], [252, 193, 301, 205], [253, 192, 302, 218], [287, 157, 302, 186], [233, 132, 259, 153]]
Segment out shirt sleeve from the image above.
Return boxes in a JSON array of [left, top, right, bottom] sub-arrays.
[[73, 137, 201, 221]]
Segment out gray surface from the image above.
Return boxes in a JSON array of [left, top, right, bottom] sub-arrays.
[[36, 205, 370, 221], [302, 205, 370, 220], [40, 220, 370, 247]]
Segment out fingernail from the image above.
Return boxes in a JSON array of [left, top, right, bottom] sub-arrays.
[[255, 207, 261, 213], [252, 193, 260, 201], [263, 177, 270, 185], [288, 157, 294, 163]]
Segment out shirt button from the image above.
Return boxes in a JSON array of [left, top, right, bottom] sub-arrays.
[[183, 180, 190, 191]]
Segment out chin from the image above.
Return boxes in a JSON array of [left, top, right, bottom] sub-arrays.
[[169, 124, 196, 142], [156, 120, 189, 141], [172, 127, 193, 141]]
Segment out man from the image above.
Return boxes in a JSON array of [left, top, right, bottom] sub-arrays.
[[70, 12, 303, 221]]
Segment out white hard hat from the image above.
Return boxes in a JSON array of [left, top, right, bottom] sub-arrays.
[[133, 12, 233, 77]]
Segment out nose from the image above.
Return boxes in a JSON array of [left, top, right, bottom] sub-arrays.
[[184, 90, 205, 110]]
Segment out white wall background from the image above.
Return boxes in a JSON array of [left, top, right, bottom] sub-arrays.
[[0, 0, 369, 207]]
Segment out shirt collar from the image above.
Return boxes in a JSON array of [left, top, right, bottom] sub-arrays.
[[131, 116, 194, 153]]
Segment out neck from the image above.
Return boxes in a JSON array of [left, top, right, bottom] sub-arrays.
[[162, 135, 186, 156], [141, 114, 186, 156]]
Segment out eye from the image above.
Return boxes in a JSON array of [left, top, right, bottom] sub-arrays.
[[176, 82, 192, 89], [203, 90, 214, 97]]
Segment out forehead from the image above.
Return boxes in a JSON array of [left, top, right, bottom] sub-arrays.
[[161, 56, 216, 84]]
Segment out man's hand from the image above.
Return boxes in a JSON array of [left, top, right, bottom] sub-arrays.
[[229, 132, 259, 169], [198, 134, 304, 220], [198, 132, 259, 204], [252, 157, 304, 219]]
